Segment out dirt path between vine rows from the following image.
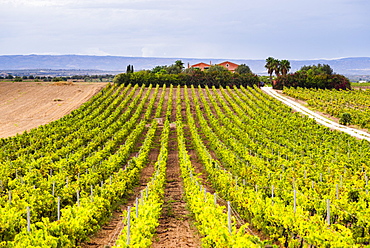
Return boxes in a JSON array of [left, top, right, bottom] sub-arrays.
[[0, 81, 106, 138], [152, 87, 201, 247], [262, 87, 370, 141], [152, 126, 202, 248]]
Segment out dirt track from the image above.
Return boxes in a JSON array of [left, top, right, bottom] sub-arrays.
[[262, 86, 370, 141], [0, 81, 107, 138]]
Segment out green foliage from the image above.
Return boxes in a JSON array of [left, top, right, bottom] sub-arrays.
[[114, 118, 170, 247], [149, 60, 184, 74], [283, 87, 370, 128], [0, 84, 162, 246], [4, 82, 370, 247], [13, 76, 22, 82], [265, 57, 291, 83], [274, 71, 351, 90], [280, 59, 291, 76], [176, 101, 265, 247], [126, 64, 134, 73], [113, 70, 259, 88], [185, 85, 369, 246], [151, 65, 168, 74], [235, 64, 252, 74], [339, 113, 352, 125], [52, 77, 63, 82], [299, 63, 333, 75], [207, 65, 229, 72]]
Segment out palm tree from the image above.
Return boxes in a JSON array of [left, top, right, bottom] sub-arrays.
[[175, 60, 184, 71], [280, 60, 291, 76], [265, 57, 275, 83], [272, 58, 281, 76]]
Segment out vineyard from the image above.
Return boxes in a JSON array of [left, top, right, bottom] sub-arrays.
[[283, 87, 370, 129], [1, 83, 370, 247]]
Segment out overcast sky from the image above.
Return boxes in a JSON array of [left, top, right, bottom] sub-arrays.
[[1, 0, 370, 60]]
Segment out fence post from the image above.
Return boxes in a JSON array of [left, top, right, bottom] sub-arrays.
[[90, 185, 94, 202], [77, 190, 80, 206], [293, 189, 297, 213], [52, 181, 55, 196], [27, 206, 31, 232], [271, 185, 274, 198], [127, 206, 131, 245], [227, 201, 232, 234], [326, 199, 330, 225], [57, 197, 61, 221], [135, 198, 139, 218]]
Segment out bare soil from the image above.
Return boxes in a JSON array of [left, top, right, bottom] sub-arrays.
[[0, 81, 106, 138], [152, 87, 201, 247], [152, 126, 202, 248]]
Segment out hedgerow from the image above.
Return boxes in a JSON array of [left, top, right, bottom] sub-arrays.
[[113, 70, 259, 88]]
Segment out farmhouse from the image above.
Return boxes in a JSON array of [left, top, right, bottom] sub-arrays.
[[217, 61, 239, 72], [190, 61, 239, 72], [190, 62, 211, 71]]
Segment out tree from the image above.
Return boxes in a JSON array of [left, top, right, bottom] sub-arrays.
[[265, 57, 276, 83], [271, 58, 281, 76], [52, 77, 63, 82], [126, 64, 134, 73], [299, 63, 333, 75], [280, 60, 291, 76], [339, 113, 352, 125], [183, 67, 200, 74], [13, 76, 22, 82], [150, 60, 184, 74], [235, 64, 252, 74], [208, 65, 228, 72], [166, 64, 182, 74], [151, 65, 168, 74], [175, 60, 184, 71], [166, 60, 185, 74]]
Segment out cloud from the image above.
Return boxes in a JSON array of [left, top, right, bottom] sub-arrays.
[[0, 0, 370, 59]]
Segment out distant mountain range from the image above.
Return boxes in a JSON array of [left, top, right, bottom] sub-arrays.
[[1, 55, 370, 76]]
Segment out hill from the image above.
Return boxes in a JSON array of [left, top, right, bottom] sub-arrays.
[[0, 55, 370, 76]]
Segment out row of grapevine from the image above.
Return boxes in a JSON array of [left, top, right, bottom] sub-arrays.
[[114, 119, 170, 247], [113, 85, 174, 247], [283, 87, 370, 128], [9, 119, 159, 247], [176, 118, 265, 247], [0, 84, 169, 246], [178, 84, 370, 246]]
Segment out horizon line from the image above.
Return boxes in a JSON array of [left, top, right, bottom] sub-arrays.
[[0, 54, 369, 61]]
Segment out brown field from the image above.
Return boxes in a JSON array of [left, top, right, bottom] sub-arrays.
[[0, 81, 107, 138]]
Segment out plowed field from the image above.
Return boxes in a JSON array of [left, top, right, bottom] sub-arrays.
[[0, 81, 106, 138]]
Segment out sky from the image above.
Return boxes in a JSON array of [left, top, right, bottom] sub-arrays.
[[1, 0, 370, 60]]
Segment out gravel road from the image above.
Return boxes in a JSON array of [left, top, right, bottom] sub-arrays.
[[261, 87, 370, 142]]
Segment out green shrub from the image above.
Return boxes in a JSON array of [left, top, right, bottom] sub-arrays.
[[274, 72, 351, 90], [113, 71, 259, 88], [339, 112, 352, 125]]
